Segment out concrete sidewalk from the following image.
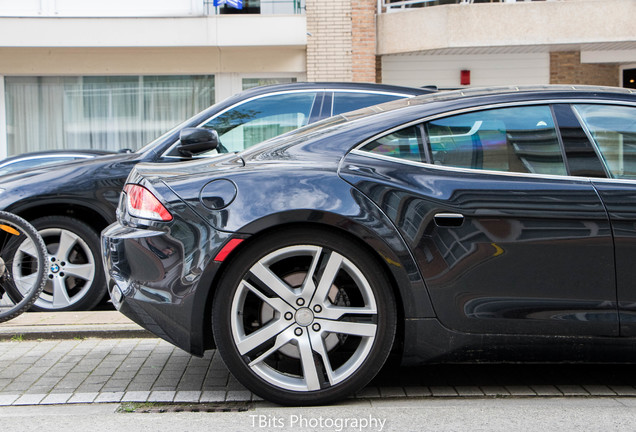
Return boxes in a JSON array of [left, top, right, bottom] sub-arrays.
[[0, 311, 151, 341]]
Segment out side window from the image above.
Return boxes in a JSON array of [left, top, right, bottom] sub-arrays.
[[426, 105, 567, 176], [332, 92, 405, 116], [202, 92, 317, 153], [360, 125, 424, 162], [573, 104, 636, 179]]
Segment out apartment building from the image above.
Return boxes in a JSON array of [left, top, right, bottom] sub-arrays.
[[0, 0, 634, 158]]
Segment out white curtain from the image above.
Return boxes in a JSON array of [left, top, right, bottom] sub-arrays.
[[5, 75, 215, 155]]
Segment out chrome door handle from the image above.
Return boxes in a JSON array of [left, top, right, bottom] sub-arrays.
[[434, 213, 464, 227]]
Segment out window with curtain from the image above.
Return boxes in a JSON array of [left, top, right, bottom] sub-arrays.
[[241, 77, 297, 91], [4, 75, 215, 156]]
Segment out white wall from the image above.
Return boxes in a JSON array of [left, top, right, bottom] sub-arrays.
[[0, 0, 202, 17], [0, 75, 6, 160], [382, 53, 550, 89]]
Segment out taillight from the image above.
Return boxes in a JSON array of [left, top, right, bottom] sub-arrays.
[[123, 184, 173, 222]]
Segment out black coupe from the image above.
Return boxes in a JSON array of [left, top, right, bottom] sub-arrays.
[[103, 85, 636, 405]]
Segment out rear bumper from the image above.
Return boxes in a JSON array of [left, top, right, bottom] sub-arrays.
[[101, 220, 235, 355]]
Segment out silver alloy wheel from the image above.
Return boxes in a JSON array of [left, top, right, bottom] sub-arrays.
[[32, 228, 95, 309], [230, 245, 378, 392], [11, 237, 43, 295]]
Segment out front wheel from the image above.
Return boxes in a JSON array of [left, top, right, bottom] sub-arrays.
[[30, 216, 106, 311], [212, 228, 397, 405]]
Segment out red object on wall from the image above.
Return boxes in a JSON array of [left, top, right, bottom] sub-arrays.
[[460, 70, 471, 86]]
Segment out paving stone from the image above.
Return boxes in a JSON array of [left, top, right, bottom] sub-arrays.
[[404, 386, 432, 397], [95, 392, 124, 403], [174, 391, 201, 403], [68, 392, 99, 404], [557, 385, 589, 396], [379, 387, 406, 398], [506, 386, 537, 396], [226, 390, 251, 402], [609, 386, 636, 396], [530, 385, 563, 396], [199, 390, 226, 403], [481, 386, 511, 397], [148, 390, 176, 402], [0, 394, 19, 406], [430, 386, 459, 397], [583, 385, 616, 396], [356, 387, 381, 398], [121, 391, 150, 402], [40, 393, 72, 405], [13, 393, 46, 405], [455, 386, 484, 397]]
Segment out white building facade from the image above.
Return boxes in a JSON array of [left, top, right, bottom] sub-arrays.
[[1, 0, 635, 158]]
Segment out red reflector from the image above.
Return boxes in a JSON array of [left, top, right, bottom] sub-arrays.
[[214, 238, 244, 262], [123, 184, 173, 221]]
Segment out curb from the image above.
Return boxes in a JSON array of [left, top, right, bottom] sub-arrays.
[[0, 325, 154, 341]]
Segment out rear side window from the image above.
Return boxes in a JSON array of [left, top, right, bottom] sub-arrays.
[[426, 105, 567, 176], [573, 104, 636, 179], [332, 92, 405, 116], [360, 125, 424, 162]]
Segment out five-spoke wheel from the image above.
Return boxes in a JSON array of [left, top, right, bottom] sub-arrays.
[[213, 229, 396, 405], [30, 216, 106, 311]]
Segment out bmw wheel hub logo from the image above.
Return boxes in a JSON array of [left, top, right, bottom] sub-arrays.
[[50, 264, 60, 274]]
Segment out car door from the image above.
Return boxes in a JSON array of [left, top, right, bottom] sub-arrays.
[[572, 102, 636, 336], [341, 103, 618, 336]]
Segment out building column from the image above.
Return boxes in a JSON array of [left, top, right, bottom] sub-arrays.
[[351, 0, 377, 83], [306, 0, 378, 82]]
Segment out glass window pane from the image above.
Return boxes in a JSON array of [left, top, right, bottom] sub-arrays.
[[332, 92, 404, 116], [426, 105, 567, 176], [360, 125, 423, 162], [202, 92, 316, 152], [573, 104, 636, 179], [5, 75, 215, 155]]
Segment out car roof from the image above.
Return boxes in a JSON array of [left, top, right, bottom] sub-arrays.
[[239, 84, 636, 162], [232, 82, 433, 98]]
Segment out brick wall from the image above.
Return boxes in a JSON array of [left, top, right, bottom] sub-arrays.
[[306, 0, 353, 82], [306, 0, 377, 82], [550, 51, 619, 87], [351, 0, 377, 82]]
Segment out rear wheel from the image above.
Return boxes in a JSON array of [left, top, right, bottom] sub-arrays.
[[30, 216, 106, 311], [213, 228, 397, 405]]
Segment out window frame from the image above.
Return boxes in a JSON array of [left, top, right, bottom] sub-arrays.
[[571, 102, 636, 180], [160, 89, 322, 159], [351, 99, 636, 182]]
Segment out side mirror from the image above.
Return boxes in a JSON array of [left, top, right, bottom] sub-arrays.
[[177, 128, 219, 157]]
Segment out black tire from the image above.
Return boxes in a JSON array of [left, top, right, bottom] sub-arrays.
[[29, 216, 106, 311], [0, 211, 47, 323], [213, 228, 397, 405]]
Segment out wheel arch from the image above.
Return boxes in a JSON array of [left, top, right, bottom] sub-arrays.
[[200, 212, 435, 357], [6, 201, 112, 234]]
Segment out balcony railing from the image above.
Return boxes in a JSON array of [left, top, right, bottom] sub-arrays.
[[0, 0, 304, 17], [380, 0, 556, 14], [203, 0, 304, 15]]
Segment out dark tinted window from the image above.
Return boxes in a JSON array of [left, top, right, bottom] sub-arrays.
[[360, 125, 424, 162], [426, 105, 567, 176], [332, 92, 404, 116], [574, 104, 636, 179]]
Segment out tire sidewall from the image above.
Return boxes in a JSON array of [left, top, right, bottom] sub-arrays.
[[212, 228, 397, 405]]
